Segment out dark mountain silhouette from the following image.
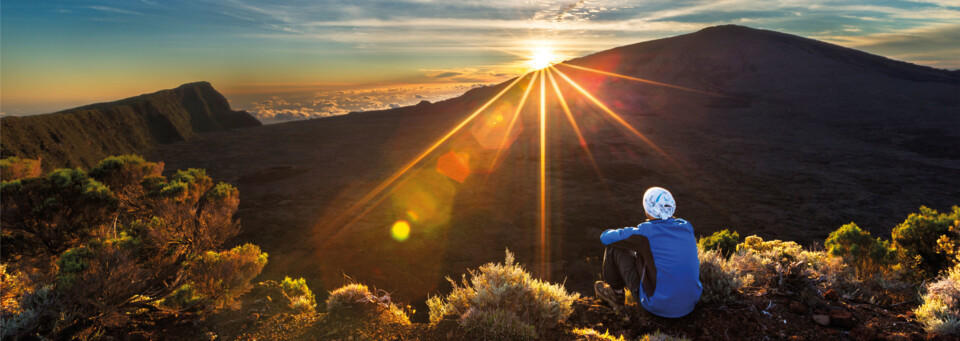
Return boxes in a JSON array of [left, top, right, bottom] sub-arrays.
[[140, 25, 957, 305], [0, 82, 261, 170]]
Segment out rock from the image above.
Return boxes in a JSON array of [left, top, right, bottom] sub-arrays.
[[850, 324, 878, 341], [247, 313, 260, 322], [813, 314, 830, 326], [789, 301, 807, 314], [788, 336, 804, 341], [883, 334, 910, 341], [824, 289, 840, 301], [829, 309, 855, 329]]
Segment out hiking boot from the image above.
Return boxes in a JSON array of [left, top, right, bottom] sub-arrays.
[[594, 281, 625, 309]]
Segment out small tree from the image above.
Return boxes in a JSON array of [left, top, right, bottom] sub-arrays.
[[891, 206, 960, 280], [825, 222, 893, 278], [0, 155, 263, 338]]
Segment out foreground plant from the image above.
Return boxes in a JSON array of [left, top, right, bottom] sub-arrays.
[[916, 263, 960, 334], [427, 249, 579, 340], [0, 155, 269, 338]]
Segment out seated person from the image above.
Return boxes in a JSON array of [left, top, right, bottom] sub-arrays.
[[594, 187, 702, 318]]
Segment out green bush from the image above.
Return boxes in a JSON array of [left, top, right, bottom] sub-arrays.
[[426, 249, 579, 339], [697, 249, 744, 304], [915, 263, 960, 334], [737, 235, 803, 261], [0, 157, 42, 181], [160, 284, 203, 310], [891, 206, 960, 280], [281, 276, 317, 314], [185, 244, 268, 309], [825, 222, 894, 277], [698, 229, 740, 258]]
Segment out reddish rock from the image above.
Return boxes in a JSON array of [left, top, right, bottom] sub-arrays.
[[851, 324, 878, 341], [884, 334, 911, 341], [824, 289, 840, 301], [789, 336, 804, 341], [925, 333, 958, 341], [813, 314, 830, 326], [829, 309, 855, 329], [790, 301, 807, 314]]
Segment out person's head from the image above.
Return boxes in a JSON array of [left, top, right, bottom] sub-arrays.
[[643, 187, 675, 220]]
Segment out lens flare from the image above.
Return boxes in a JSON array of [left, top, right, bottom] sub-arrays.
[[391, 220, 411, 241]]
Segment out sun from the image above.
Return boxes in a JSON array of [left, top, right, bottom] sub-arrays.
[[527, 46, 558, 70]]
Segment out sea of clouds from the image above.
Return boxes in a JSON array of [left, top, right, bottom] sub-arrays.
[[234, 83, 489, 123]]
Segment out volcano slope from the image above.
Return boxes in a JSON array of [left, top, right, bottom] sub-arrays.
[[147, 25, 960, 307]]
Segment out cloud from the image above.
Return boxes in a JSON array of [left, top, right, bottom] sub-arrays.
[[89, 6, 143, 16], [433, 72, 461, 78], [817, 23, 960, 68], [239, 83, 484, 122]]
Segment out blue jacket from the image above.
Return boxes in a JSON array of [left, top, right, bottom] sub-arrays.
[[601, 218, 702, 318]]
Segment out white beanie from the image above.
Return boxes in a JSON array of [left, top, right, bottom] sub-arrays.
[[643, 187, 675, 220]]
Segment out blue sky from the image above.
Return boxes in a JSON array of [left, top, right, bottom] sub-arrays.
[[2, 0, 958, 118]]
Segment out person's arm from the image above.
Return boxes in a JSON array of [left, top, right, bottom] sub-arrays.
[[600, 226, 641, 245]]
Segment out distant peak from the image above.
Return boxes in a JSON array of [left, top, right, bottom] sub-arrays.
[[177, 81, 214, 90], [698, 24, 756, 32]]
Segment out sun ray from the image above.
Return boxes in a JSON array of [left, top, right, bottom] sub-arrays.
[[538, 69, 549, 279], [327, 73, 530, 232], [487, 70, 539, 173], [544, 67, 607, 187], [551, 67, 669, 156], [556, 63, 727, 97], [551, 66, 697, 180]]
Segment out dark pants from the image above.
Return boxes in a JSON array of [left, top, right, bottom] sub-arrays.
[[602, 246, 643, 296]]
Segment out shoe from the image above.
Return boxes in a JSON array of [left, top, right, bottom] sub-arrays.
[[594, 281, 624, 309]]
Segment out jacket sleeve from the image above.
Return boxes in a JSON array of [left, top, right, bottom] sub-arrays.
[[608, 234, 652, 252], [600, 226, 642, 245]]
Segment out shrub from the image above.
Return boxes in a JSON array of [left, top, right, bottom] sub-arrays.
[[699, 229, 740, 258], [637, 331, 691, 341], [891, 206, 960, 280], [160, 284, 203, 310], [281, 276, 317, 314], [461, 308, 538, 340], [798, 250, 860, 295], [1, 168, 116, 260], [427, 249, 579, 339], [325, 283, 410, 339], [737, 235, 803, 261], [0, 155, 270, 338], [825, 223, 894, 278], [185, 244, 268, 309], [915, 263, 960, 334], [0, 157, 42, 181], [570, 327, 626, 341], [698, 249, 744, 304]]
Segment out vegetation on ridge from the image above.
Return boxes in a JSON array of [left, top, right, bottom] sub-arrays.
[[1, 153, 957, 339]]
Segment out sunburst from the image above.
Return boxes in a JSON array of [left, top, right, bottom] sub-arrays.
[[320, 45, 721, 279]]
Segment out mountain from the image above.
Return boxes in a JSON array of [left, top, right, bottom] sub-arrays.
[[0, 82, 261, 170], [148, 25, 959, 304]]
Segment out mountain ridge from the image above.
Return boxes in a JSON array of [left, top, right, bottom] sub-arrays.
[[0, 82, 261, 171]]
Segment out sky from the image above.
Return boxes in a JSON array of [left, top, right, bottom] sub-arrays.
[[1, 0, 958, 120]]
